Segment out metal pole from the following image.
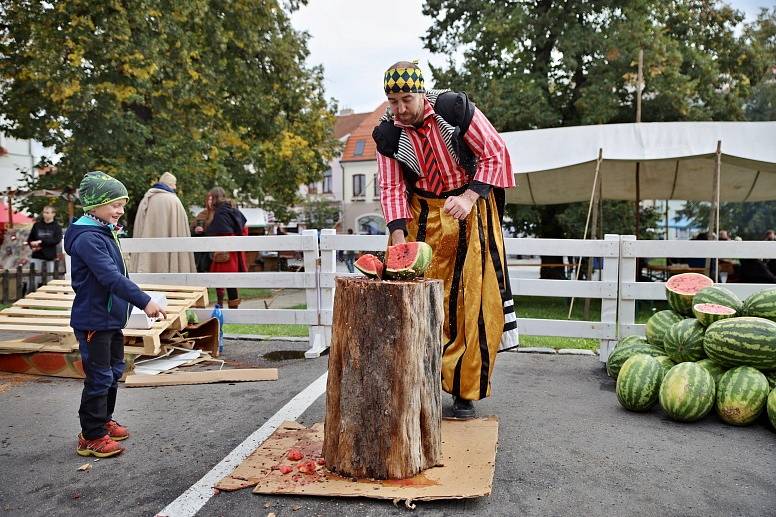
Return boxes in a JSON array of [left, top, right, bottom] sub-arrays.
[[634, 49, 643, 239]]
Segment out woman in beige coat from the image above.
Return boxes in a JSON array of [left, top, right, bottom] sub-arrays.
[[129, 172, 196, 273]]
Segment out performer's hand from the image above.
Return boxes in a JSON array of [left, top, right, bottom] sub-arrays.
[[390, 229, 406, 245], [444, 191, 479, 220], [144, 300, 167, 320]]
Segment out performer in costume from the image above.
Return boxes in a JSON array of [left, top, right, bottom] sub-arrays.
[[373, 61, 519, 419]]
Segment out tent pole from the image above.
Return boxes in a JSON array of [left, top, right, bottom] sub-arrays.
[[708, 140, 722, 282], [634, 49, 643, 240], [568, 148, 603, 320], [7, 188, 13, 230]]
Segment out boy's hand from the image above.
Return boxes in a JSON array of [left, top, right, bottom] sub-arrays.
[[144, 300, 167, 320]]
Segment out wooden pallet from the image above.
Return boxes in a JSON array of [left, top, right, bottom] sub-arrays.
[[0, 280, 208, 356]]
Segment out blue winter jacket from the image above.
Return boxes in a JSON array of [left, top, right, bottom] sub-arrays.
[[64, 217, 151, 331]]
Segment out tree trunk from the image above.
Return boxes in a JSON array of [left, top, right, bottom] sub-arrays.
[[323, 276, 443, 480]]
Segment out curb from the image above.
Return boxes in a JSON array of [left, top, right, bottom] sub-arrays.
[[223, 334, 308, 342], [504, 347, 597, 356]]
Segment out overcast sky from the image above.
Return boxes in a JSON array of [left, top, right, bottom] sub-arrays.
[[291, 0, 770, 114]]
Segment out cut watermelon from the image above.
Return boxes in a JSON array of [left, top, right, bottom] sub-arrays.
[[385, 241, 433, 280], [692, 303, 736, 327], [665, 273, 714, 316], [354, 254, 384, 279]]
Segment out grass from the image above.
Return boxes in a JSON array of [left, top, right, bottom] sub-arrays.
[[220, 297, 668, 351], [207, 287, 272, 302]]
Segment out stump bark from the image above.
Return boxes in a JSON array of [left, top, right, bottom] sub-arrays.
[[323, 276, 443, 480]]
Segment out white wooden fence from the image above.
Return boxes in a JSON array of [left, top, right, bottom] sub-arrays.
[[64, 231, 776, 362]]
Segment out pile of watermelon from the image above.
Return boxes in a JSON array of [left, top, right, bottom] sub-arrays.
[[608, 273, 776, 432], [353, 241, 433, 280]]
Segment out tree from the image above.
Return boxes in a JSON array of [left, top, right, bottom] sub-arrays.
[[0, 0, 340, 229], [423, 1, 770, 238], [301, 197, 341, 230]]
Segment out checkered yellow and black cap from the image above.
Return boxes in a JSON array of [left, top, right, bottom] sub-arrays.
[[384, 62, 425, 94]]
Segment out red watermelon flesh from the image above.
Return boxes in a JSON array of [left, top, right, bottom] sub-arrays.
[[354, 254, 384, 278], [666, 273, 714, 316], [385, 241, 433, 279]]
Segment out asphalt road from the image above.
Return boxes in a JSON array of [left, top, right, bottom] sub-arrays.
[[1, 341, 774, 517]]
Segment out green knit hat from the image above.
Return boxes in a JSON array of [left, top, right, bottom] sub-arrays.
[[78, 171, 129, 211]]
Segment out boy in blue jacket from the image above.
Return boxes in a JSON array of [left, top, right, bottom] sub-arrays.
[[65, 171, 166, 458]]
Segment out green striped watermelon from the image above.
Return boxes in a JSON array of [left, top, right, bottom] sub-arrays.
[[645, 310, 684, 349], [763, 370, 776, 390], [693, 285, 743, 313], [742, 288, 776, 322], [696, 358, 726, 386], [767, 388, 776, 431], [663, 319, 706, 363], [692, 303, 736, 327], [616, 354, 664, 412], [665, 273, 714, 316], [715, 366, 769, 426], [703, 317, 776, 369], [655, 355, 677, 377], [614, 335, 649, 350], [606, 342, 665, 378], [659, 362, 716, 422]]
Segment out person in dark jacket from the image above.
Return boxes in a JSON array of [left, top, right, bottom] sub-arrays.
[[205, 187, 247, 308], [64, 171, 166, 458], [26, 205, 63, 280]]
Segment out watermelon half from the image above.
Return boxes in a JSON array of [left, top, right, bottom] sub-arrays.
[[354, 254, 384, 279], [665, 273, 714, 316], [693, 285, 743, 313], [385, 241, 433, 279], [692, 303, 736, 327]]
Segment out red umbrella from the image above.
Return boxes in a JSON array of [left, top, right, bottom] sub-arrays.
[[0, 201, 34, 225]]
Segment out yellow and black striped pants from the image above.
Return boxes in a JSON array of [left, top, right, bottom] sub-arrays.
[[407, 187, 518, 401]]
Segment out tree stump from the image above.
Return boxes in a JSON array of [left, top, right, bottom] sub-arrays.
[[323, 276, 443, 480]]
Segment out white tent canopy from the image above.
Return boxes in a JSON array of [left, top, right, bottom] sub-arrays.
[[501, 121, 776, 205]]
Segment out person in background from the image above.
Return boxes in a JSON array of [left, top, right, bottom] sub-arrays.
[[343, 228, 356, 273], [191, 192, 215, 273], [27, 205, 63, 280], [738, 231, 776, 284], [129, 172, 196, 273], [205, 187, 247, 308]]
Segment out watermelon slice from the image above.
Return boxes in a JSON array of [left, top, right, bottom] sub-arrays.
[[354, 254, 384, 279], [384, 241, 433, 280], [665, 273, 714, 316], [692, 302, 736, 327]]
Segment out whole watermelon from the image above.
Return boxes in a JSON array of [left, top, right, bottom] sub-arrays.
[[703, 317, 776, 369], [715, 366, 770, 426], [696, 358, 726, 386], [616, 354, 664, 412], [742, 288, 776, 322], [659, 362, 716, 422], [614, 335, 649, 350], [645, 310, 684, 349], [763, 370, 776, 390], [665, 273, 714, 316], [654, 355, 676, 377], [767, 388, 776, 432], [606, 342, 664, 378], [693, 285, 743, 313], [663, 319, 706, 363]]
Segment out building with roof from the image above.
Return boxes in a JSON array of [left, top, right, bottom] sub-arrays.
[[338, 102, 388, 234]]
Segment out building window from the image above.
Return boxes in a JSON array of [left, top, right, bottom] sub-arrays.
[[353, 174, 365, 197], [353, 139, 365, 156], [373, 173, 379, 198], [323, 168, 332, 193]]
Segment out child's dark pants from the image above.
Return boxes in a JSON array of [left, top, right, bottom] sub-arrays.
[[76, 329, 125, 439]]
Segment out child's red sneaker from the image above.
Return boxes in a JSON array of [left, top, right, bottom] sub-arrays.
[[106, 420, 129, 441], [76, 433, 124, 458]]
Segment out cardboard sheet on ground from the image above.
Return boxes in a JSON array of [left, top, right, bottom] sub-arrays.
[[216, 417, 498, 502]]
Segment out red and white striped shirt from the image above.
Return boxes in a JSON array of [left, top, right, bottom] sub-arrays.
[[377, 97, 515, 224]]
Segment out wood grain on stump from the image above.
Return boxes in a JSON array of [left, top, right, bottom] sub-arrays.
[[323, 276, 443, 480]]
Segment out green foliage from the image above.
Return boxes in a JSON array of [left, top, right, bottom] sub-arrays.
[[676, 201, 776, 240], [0, 0, 339, 230], [424, 2, 776, 237], [300, 197, 341, 230]]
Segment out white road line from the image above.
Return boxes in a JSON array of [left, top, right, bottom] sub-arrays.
[[156, 371, 328, 517]]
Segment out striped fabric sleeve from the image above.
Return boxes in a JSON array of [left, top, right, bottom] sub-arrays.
[[377, 153, 412, 225], [463, 109, 516, 189]]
